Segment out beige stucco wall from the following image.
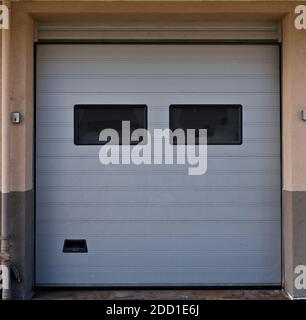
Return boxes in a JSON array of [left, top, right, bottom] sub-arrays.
[[282, 13, 306, 192], [8, 9, 34, 193], [0, 30, 1, 235]]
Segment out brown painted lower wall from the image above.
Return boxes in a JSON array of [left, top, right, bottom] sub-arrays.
[[1, 190, 34, 299], [283, 191, 306, 298]]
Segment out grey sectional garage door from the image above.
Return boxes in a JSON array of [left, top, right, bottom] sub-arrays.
[[36, 44, 281, 286]]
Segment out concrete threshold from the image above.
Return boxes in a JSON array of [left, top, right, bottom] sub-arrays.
[[32, 289, 289, 300]]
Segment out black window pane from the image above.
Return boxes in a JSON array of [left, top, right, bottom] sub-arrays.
[[170, 104, 242, 145], [74, 105, 147, 145]]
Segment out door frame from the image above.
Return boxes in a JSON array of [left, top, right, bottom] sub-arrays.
[[33, 41, 283, 289]]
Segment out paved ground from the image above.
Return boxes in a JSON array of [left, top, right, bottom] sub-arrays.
[[33, 289, 289, 300]]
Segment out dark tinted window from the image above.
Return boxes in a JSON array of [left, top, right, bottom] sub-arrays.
[[169, 104, 242, 145], [74, 105, 147, 145]]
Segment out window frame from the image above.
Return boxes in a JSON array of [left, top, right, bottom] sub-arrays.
[[169, 104, 243, 145], [74, 104, 148, 145]]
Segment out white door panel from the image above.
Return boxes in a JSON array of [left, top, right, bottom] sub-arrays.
[[36, 44, 281, 286]]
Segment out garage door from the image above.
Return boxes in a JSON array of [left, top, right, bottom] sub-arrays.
[[35, 44, 281, 286]]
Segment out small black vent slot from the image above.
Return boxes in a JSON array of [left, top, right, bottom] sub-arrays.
[[63, 239, 88, 253]]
